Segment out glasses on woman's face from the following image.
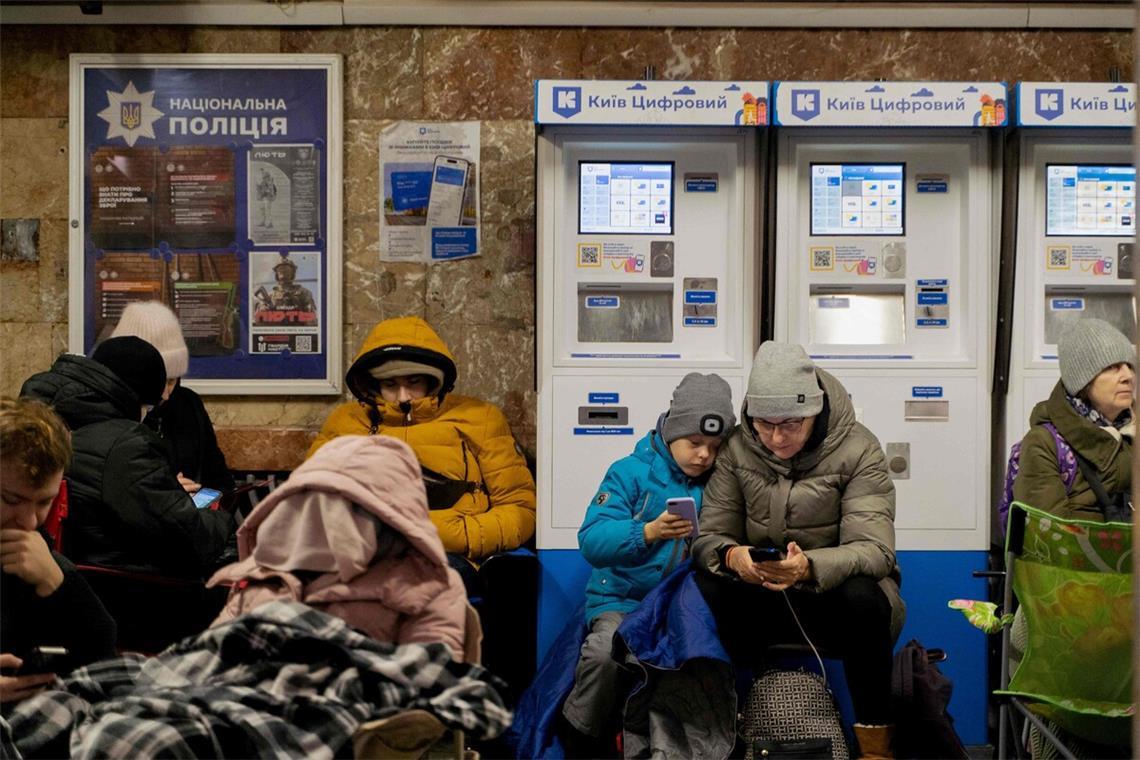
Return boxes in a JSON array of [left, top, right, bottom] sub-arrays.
[[753, 417, 806, 435]]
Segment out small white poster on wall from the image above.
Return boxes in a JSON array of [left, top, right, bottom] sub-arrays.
[[379, 121, 480, 263]]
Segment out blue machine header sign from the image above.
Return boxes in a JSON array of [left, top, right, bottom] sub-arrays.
[[1016, 82, 1136, 128], [535, 80, 770, 126], [773, 81, 1008, 127], [71, 55, 343, 394]]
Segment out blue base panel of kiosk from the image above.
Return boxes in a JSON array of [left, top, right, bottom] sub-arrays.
[[536, 548, 990, 747]]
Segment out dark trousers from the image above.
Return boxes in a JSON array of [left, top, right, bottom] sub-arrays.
[[446, 553, 483, 598], [696, 571, 894, 725]]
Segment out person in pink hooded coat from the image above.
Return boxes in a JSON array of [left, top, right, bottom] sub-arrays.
[[208, 435, 467, 660]]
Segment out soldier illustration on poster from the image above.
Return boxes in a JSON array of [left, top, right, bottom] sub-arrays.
[[248, 144, 320, 246], [255, 168, 277, 228], [250, 251, 321, 355]]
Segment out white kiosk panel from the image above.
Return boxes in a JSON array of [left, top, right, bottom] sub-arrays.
[[776, 127, 994, 550], [538, 104, 759, 550], [1007, 134, 1135, 443], [550, 129, 750, 367]]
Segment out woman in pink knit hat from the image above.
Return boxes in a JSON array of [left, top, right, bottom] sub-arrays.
[[111, 301, 232, 493]]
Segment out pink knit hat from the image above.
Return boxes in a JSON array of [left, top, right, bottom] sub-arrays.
[[110, 301, 190, 379]]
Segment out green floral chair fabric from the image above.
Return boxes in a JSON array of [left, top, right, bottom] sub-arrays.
[[994, 502, 1133, 748]]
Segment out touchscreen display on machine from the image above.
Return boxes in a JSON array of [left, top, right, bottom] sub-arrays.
[[1045, 164, 1136, 237], [579, 162, 674, 235], [810, 163, 905, 236]]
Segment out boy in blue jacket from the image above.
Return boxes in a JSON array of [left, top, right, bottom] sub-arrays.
[[560, 372, 736, 756]]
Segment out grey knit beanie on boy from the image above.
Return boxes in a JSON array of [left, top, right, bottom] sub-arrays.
[[745, 341, 824, 420], [661, 373, 736, 442], [1058, 318, 1134, 395]]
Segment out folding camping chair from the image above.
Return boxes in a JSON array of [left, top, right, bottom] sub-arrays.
[[995, 502, 1133, 759]]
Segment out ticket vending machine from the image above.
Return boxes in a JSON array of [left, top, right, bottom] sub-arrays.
[[1005, 83, 1136, 446], [772, 81, 1006, 744], [535, 80, 764, 651]]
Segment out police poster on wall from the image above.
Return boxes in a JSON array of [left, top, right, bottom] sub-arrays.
[[69, 54, 343, 395], [379, 121, 480, 263]]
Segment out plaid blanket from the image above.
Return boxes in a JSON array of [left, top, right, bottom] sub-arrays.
[[0, 601, 511, 759]]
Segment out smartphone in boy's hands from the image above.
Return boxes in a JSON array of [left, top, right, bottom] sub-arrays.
[[665, 497, 699, 538]]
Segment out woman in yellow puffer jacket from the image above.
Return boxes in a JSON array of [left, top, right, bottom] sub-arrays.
[[308, 317, 536, 574]]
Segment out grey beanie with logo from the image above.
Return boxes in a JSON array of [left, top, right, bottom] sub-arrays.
[[661, 372, 737, 443], [1057, 318, 1134, 394], [745, 341, 824, 420]]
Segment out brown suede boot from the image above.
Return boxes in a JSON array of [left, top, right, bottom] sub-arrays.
[[853, 723, 894, 759]]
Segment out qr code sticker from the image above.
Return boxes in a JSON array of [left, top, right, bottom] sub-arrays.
[[1046, 246, 1071, 270], [578, 243, 602, 267], [295, 335, 313, 352], [810, 246, 834, 271]]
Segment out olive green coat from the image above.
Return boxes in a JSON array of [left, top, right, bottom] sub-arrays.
[[1011, 380, 1133, 523], [692, 369, 905, 638]]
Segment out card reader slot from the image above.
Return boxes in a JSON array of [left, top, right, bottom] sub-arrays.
[[578, 406, 630, 425], [904, 400, 949, 421]]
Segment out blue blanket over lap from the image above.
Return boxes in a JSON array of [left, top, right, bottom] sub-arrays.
[[507, 562, 729, 758]]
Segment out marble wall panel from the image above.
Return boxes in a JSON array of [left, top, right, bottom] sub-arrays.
[[2, 219, 72, 325], [186, 28, 281, 53], [283, 28, 423, 120], [1, 119, 69, 220], [480, 120, 535, 226], [422, 28, 585, 120], [205, 397, 335, 429], [0, 263, 41, 323], [37, 220, 70, 324], [581, 28, 741, 81], [215, 426, 317, 471], [1, 26, 115, 118], [345, 118, 383, 219], [1, 322, 55, 395], [428, 315, 536, 446]]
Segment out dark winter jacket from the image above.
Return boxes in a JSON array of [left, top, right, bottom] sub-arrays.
[[1012, 380, 1133, 522], [146, 383, 233, 492], [21, 354, 234, 577], [693, 369, 905, 638], [0, 547, 117, 672]]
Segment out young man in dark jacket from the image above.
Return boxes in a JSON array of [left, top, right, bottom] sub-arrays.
[[1, 397, 117, 704], [20, 337, 234, 578]]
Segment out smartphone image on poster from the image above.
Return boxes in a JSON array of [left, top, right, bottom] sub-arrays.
[[426, 156, 470, 228]]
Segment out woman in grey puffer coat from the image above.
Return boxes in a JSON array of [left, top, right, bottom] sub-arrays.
[[692, 342, 904, 758]]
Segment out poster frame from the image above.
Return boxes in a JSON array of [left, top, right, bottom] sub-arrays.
[[68, 53, 343, 395]]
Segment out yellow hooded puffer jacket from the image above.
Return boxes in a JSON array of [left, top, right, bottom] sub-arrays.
[[308, 317, 536, 560]]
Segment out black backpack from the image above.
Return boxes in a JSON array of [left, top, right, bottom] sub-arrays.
[[890, 640, 969, 759]]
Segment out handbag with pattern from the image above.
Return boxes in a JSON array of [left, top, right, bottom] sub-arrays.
[[738, 668, 850, 760]]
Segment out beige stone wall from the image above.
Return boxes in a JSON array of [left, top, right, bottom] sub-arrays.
[[1, 25, 1132, 458]]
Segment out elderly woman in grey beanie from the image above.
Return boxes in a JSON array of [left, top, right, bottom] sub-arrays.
[[692, 341, 903, 759], [1012, 318, 1134, 523]]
